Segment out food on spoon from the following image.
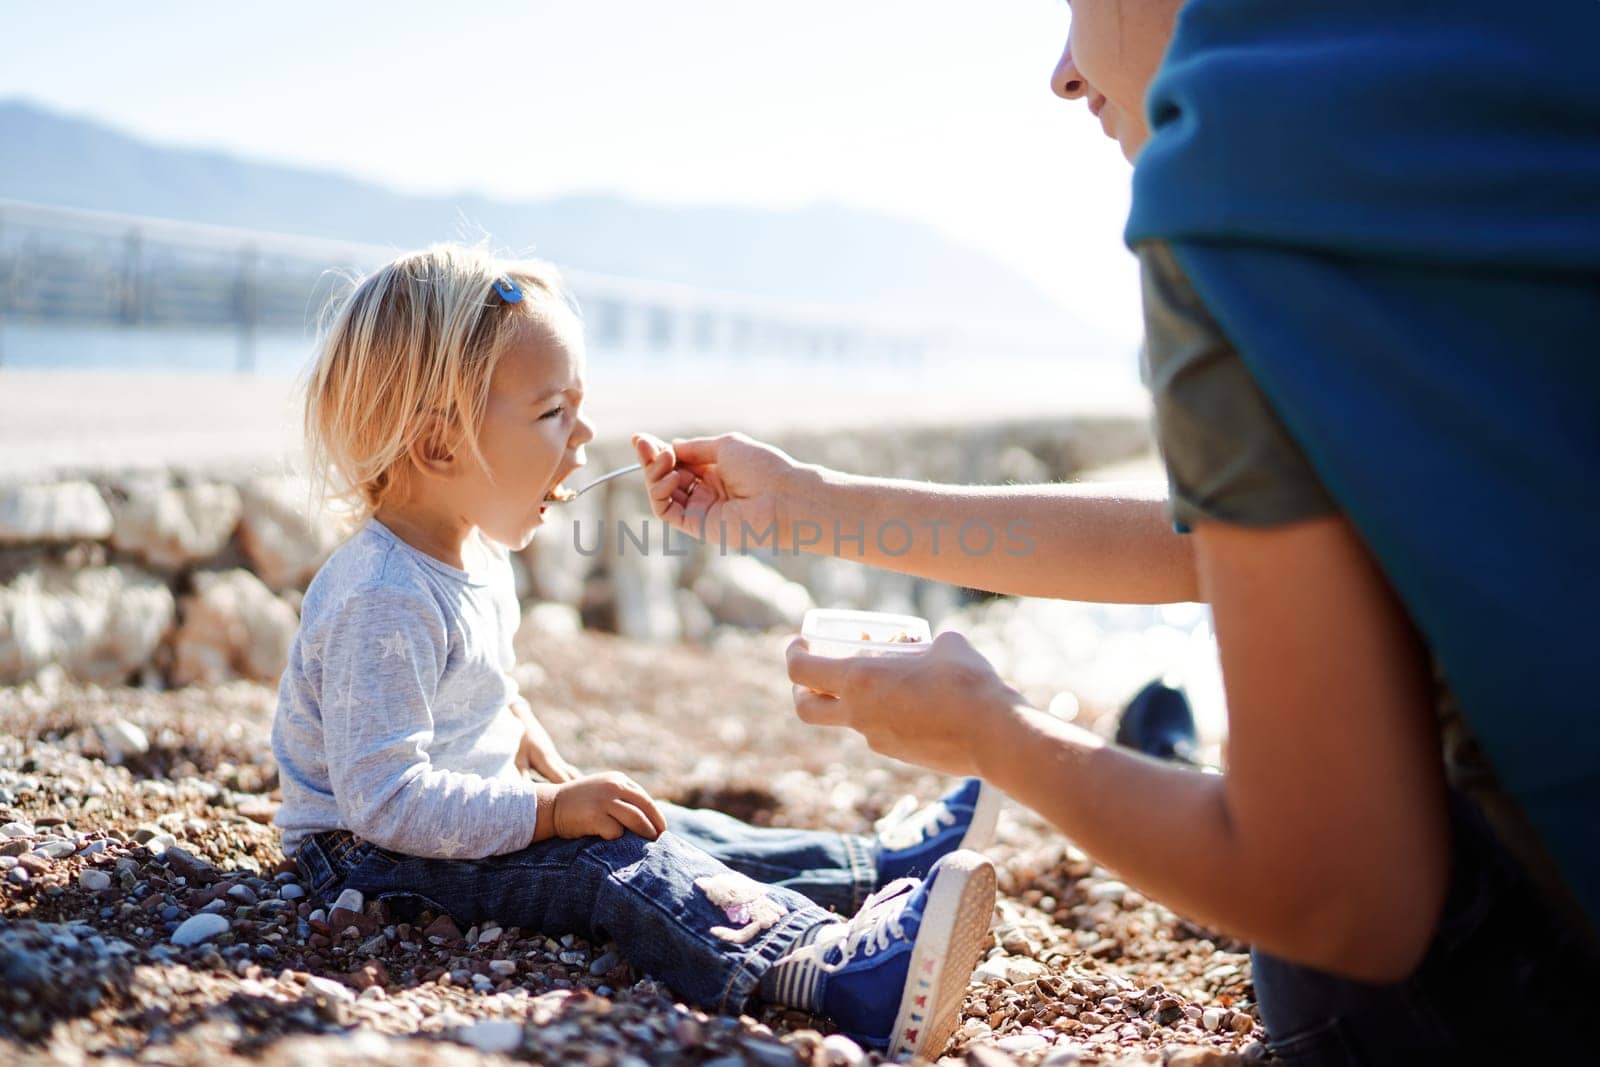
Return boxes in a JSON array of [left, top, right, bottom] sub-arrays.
[[544, 481, 576, 503]]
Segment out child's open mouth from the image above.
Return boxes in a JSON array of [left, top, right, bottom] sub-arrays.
[[539, 479, 577, 516]]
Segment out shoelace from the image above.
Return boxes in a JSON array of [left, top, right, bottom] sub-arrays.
[[875, 794, 956, 850], [792, 878, 920, 974]]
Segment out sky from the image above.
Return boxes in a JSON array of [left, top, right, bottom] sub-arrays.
[[1, 0, 1144, 348]]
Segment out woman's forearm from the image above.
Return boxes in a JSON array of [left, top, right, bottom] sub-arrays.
[[785, 465, 1201, 604], [973, 697, 1440, 983], [974, 704, 1249, 929]]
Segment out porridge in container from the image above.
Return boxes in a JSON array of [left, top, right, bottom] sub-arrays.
[[800, 609, 932, 658]]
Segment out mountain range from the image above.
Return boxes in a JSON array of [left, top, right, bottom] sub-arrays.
[[0, 97, 1081, 327]]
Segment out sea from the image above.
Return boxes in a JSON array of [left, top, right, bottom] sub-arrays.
[[0, 320, 1142, 394]]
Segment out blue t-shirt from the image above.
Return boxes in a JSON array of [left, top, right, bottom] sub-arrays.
[[1126, 0, 1600, 931]]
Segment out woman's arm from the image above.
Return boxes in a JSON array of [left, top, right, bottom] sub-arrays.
[[793, 465, 1199, 603], [789, 513, 1450, 981], [635, 432, 1200, 604]]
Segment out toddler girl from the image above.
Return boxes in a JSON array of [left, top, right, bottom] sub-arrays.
[[269, 244, 998, 1060]]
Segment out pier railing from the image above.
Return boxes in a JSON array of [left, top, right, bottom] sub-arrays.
[[0, 199, 1027, 374]]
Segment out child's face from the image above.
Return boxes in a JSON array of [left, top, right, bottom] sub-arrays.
[[455, 318, 595, 551], [1050, 1, 1180, 162]]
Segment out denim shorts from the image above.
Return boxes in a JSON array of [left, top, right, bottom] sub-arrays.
[[1253, 794, 1599, 1063]]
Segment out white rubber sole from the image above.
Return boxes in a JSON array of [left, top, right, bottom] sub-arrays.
[[958, 781, 1003, 854], [887, 849, 997, 1061]]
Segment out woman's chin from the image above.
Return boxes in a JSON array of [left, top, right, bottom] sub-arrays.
[[1118, 127, 1150, 163]]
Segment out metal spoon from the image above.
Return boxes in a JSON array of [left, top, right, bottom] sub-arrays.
[[545, 461, 642, 505]]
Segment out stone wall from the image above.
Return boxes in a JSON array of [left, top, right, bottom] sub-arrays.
[[0, 414, 1152, 689]]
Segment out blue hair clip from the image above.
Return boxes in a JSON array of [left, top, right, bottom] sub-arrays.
[[491, 276, 523, 303]]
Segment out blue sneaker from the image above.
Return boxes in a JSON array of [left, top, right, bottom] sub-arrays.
[[806, 850, 995, 1060], [874, 777, 1001, 883], [1115, 680, 1200, 765]]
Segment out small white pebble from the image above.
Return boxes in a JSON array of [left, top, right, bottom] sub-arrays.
[[820, 1033, 865, 1066], [1086, 880, 1129, 904], [998, 1033, 1049, 1053], [974, 957, 1011, 984], [79, 869, 112, 891], [456, 1019, 522, 1054], [305, 975, 356, 1003], [171, 912, 230, 946]]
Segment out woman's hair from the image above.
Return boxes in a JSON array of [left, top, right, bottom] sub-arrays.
[[303, 243, 576, 527]]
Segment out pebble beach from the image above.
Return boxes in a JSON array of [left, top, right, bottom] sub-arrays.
[[0, 368, 1266, 1065], [0, 623, 1262, 1066]]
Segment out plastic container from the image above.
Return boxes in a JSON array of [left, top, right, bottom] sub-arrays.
[[800, 609, 933, 658]]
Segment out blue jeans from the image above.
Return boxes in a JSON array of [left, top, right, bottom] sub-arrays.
[[1252, 795, 1598, 1063], [293, 802, 879, 1013]]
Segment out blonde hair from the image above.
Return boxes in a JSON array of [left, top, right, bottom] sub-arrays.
[[303, 243, 577, 527]]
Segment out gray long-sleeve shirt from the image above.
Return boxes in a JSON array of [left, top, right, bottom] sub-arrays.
[[272, 518, 539, 859]]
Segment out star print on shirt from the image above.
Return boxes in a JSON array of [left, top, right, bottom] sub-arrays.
[[378, 630, 409, 660], [332, 669, 361, 716], [437, 829, 467, 855]]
